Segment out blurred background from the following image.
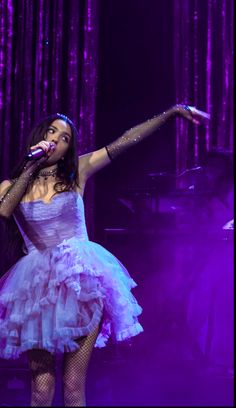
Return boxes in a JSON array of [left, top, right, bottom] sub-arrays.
[[0, 0, 234, 406]]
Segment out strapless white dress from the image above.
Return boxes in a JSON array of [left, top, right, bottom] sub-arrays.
[[0, 191, 143, 359]]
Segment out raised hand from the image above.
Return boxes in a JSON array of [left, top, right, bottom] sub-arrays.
[[23, 141, 56, 174], [29, 141, 56, 156], [175, 104, 211, 125]]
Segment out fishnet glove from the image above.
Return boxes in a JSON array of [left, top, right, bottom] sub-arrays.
[[0, 157, 46, 219], [105, 107, 175, 160], [105, 104, 210, 160]]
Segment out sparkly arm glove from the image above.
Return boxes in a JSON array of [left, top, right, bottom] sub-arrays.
[[105, 106, 177, 160], [0, 161, 42, 219]]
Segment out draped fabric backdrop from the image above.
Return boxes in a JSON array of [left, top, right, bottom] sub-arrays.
[[0, 0, 234, 227], [174, 0, 234, 176], [0, 0, 98, 235]]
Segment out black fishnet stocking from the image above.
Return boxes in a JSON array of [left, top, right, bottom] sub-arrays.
[[63, 325, 100, 407], [27, 349, 56, 407]]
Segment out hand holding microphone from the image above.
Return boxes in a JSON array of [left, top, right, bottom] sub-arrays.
[[26, 141, 56, 160], [23, 141, 56, 175]]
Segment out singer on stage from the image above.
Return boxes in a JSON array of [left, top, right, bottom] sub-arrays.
[[0, 105, 209, 406]]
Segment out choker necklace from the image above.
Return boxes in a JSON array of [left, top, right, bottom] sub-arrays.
[[37, 168, 57, 181]]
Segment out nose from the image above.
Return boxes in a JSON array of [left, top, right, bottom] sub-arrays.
[[51, 138, 58, 145]]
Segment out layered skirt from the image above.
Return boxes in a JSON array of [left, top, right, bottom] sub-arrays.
[[0, 237, 143, 359]]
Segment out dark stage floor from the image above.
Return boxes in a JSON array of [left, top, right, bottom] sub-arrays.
[[0, 343, 234, 407]]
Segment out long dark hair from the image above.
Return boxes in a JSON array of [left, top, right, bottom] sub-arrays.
[[3, 113, 80, 271], [11, 113, 79, 192]]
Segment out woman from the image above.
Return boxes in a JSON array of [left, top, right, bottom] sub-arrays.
[[0, 104, 209, 406]]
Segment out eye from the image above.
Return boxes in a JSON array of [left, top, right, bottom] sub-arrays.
[[47, 127, 54, 134], [61, 134, 70, 143]]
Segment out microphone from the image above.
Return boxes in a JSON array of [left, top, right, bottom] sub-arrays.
[[26, 143, 56, 160]]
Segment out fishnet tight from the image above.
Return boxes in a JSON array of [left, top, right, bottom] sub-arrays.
[[27, 325, 100, 407], [28, 349, 55, 406], [63, 325, 100, 406]]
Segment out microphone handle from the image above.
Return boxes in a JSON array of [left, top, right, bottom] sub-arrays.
[[26, 148, 46, 161]]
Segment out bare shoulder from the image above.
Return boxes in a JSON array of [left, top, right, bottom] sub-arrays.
[[0, 180, 12, 197]]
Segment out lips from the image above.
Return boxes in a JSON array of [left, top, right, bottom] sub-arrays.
[[49, 142, 56, 151]]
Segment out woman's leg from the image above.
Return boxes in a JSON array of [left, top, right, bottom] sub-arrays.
[[63, 325, 100, 407], [27, 349, 56, 407]]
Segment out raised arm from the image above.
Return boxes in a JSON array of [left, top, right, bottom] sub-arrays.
[[78, 104, 210, 182]]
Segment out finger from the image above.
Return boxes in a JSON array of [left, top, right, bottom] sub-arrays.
[[31, 141, 53, 153], [30, 142, 47, 152], [198, 111, 210, 120], [43, 141, 56, 152], [38, 142, 51, 151], [190, 107, 211, 120]]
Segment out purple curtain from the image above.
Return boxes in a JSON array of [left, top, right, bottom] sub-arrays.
[[0, 0, 98, 233], [174, 0, 234, 175]]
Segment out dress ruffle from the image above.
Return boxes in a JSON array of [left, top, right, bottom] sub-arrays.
[[0, 237, 143, 359]]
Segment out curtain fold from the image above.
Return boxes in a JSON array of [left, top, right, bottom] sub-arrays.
[[174, 0, 234, 175], [0, 0, 98, 172], [0, 0, 99, 236]]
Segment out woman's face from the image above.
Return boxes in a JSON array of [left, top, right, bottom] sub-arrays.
[[44, 119, 72, 164]]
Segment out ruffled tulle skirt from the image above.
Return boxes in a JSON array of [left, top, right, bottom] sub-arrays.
[[0, 237, 143, 359]]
